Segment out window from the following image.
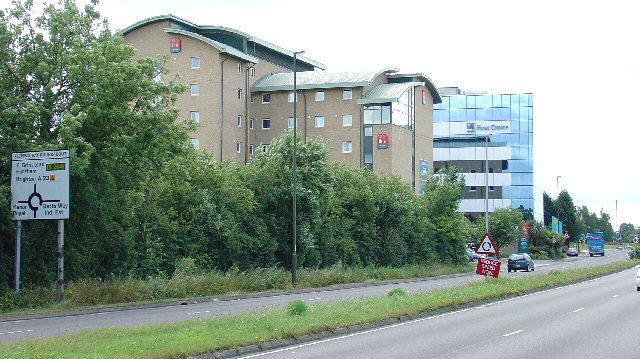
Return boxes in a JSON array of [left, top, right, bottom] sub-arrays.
[[470, 186, 477, 192], [262, 144, 270, 152], [288, 92, 296, 102], [343, 89, 352, 100], [315, 116, 324, 128], [288, 117, 296, 129], [250, 118, 254, 129], [237, 63, 242, 74], [470, 169, 477, 174], [191, 57, 200, 69], [250, 93, 254, 103], [250, 67, 255, 78], [315, 91, 324, 101], [489, 186, 495, 192], [236, 142, 242, 153], [153, 61, 162, 83], [237, 89, 242, 101], [342, 114, 352, 127], [249, 144, 254, 156], [262, 119, 271, 129], [190, 84, 199, 96], [190, 111, 200, 123], [262, 93, 271, 104], [190, 138, 200, 149], [237, 115, 242, 127], [489, 168, 494, 173], [342, 141, 352, 153]]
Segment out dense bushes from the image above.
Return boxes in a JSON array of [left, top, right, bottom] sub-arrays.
[[0, 1, 471, 293]]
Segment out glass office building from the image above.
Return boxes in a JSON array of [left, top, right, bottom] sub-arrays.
[[433, 87, 542, 222]]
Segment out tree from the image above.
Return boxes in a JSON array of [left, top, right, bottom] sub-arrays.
[[517, 205, 534, 221], [0, 0, 191, 285], [598, 209, 615, 241], [424, 167, 470, 264], [543, 192, 554, 226], [474, 208, 523, 251], [619, 223, 635, 241], [555, 190, 578, 245]]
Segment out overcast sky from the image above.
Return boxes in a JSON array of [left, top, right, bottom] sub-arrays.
[[5, 0, 640, 227]]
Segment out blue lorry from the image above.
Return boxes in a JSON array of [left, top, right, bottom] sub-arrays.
[[586, 232, 605, 257]]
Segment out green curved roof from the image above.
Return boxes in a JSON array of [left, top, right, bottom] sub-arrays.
[[119, 15, 326, 70], [388, 73, 442, 104], [358, 82, 425, 105], [251, 68, 400, 92]]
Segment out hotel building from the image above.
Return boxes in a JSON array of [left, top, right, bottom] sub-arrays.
[[121, 15, 441, 193]]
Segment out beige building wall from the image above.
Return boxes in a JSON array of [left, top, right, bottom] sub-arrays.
[[123, 21, 291, 163], [415, 85, 434, 188], [251, 87, 364, 168]]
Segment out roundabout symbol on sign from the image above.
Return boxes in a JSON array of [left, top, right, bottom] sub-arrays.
[[476, 232, 497, 255], [18, 184, 60, 219]]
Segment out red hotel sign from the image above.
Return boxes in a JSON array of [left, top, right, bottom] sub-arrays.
[[170, 38, 182, 53], [377, 134, 389, 149], [476, 257, 501, 278]]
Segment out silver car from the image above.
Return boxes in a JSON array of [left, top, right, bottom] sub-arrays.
[[636, 268, 640, 291]]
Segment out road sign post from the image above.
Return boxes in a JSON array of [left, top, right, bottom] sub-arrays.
[[475, 232, 500, 278], [11, 150, 70, 299]]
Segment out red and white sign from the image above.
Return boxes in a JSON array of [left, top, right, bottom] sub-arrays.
[[170, 37, 182, 53], [377, 134, 389, 149], [476, 257, 501, 278], [476, 232, 497, 255]]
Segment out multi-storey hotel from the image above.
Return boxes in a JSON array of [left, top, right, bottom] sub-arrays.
[[121, 15, 441, 193], [433, 87, 542, 221]]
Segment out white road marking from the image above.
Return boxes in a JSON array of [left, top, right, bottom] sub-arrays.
[[0, 329, 33, 335], [612, 295, 619, 298], [572, 308, 586, 313], [237, 269, 638, 358], [308, 298, 321, 301], [503, 330, 524, 337]]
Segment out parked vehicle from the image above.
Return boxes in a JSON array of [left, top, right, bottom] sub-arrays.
[[586, 232, 605, 257], [636, 268, 640, 292], [566, 248, 578, 257], [507, 253, 534, 272], [466, 249, 486, 262]]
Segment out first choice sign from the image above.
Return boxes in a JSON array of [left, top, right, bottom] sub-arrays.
[[11, 150, 70, 220]]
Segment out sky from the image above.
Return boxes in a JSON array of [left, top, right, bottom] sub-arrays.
[[4, 0, 640, 227]]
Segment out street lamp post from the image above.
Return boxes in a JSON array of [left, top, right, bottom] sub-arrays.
[[292, 50, 304, 288], [485, 134, 489, 234]]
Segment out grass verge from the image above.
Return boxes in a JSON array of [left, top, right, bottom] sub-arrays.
[[0, 263, 473, 315], [0, 260, 636, 359]]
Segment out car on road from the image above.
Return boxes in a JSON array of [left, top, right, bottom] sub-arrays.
[[466, 249, 486, 262], [507, 253, 534, 272], [636, 268, 640, 292], [566, 248, 578, 257]]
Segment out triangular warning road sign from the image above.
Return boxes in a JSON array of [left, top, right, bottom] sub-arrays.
[[476, 232, 497, 255]]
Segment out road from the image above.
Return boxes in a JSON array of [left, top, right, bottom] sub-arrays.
[[0, 249, 629, 343], [238, 263, 640, 359]]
